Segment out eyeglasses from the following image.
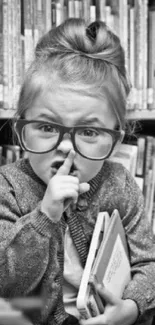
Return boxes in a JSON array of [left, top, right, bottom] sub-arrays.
[[14, 119, 124, 161]]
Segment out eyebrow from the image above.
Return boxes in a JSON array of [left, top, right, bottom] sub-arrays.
[[35, 114, 106, 127], [34, 113, 58, 122]]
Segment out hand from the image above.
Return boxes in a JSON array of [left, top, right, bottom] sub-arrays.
[[80, 284, 138, 325], [41, 150, 90, 222]]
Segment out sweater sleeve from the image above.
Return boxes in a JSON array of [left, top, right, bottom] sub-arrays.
[[0, 173, 63, 297], [120, 168, 155, 322]]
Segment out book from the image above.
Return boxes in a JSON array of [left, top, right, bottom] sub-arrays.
[[95, 0, 106, 21], [109, 143, 138, 178], [0, 0, 3, 107], [143, 135, 154, 204], [3, 145, 21, 164], [135, 176, 144, 191], [136, 136, 146, 177], [76, 209, 131, 319], [76, 211, 110, 319], [148, 6, 155, 110]]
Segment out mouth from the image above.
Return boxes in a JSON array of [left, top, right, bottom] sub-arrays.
[[51, 161, 77, 175]]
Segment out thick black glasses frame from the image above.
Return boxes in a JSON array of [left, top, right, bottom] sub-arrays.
[[14, 119, 124, 161]]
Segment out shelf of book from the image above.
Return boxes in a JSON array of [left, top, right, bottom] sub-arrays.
[[127, 109, 155, 120], [0, 109, 15, 119]]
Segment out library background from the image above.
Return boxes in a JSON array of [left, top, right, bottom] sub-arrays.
[[0, 0, 155, 230]]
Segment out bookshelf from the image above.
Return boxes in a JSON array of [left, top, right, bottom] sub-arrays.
[[0, 109, 15, 119], [0, 0, 155, 170], [0, 2, 155, 322], [127, 110, 155, 121]]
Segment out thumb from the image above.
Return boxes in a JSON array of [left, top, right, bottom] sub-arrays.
[[79, 182, 90, 194], [96, 284, 118, 306]]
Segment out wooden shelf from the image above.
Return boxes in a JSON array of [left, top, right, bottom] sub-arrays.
[[0, 109, 16, 119], [127, 109, 155, 120]]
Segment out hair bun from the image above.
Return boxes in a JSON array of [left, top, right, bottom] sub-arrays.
[[86, 21, 101, 41]]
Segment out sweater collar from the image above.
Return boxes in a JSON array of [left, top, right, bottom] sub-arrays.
[[74, 165, 104, 213]]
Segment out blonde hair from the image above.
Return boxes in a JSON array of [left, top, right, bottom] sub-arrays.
[[16, 18, 131, 129]]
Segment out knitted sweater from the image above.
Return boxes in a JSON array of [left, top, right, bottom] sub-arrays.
[[0, 158, 155, 325]]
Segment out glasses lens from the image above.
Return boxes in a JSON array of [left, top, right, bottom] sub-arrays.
[[22, 122, 60, 153], [75, 127, 113, 159]]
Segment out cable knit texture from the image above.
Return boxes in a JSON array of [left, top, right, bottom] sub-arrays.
[[0, 158, 155, 325]]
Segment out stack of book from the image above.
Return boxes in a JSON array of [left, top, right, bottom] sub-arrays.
[[76, 209, 131, 319]]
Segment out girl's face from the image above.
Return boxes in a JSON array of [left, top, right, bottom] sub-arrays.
[[25, 88, 117, 184]]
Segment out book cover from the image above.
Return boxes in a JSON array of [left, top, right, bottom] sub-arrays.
[[76, 210, 131, 319], [90, 210, 131, 298], [76, 211, 110, 319]]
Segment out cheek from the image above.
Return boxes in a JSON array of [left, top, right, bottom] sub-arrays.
[[80, 159, 104, 182], [27, 153, 51, 183]]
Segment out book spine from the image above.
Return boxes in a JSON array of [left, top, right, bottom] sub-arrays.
[[23, 0, 34, 71], [95, 0, 106, 21], [51, 0, 56, 27], [129, 5, 135, 89], [105, 6, 113, 31], [68, 0, 75, 18], [119, 0, 128, 69], [81, 0, 91, 23], [55, 0, 64, 26], [134, 0, 144, 110], [0, 0, 3, 107], [143, 136, 154, 209], [88, 294, 100, 317], [147, 153, 155, 224], [77, 304, 92, 319], [12, 0, 17, 109], [16, 0, 22, 104], [0, 146, 3, 166], [32, 0, 39, 47], [142, 0, 148, 110], [147, 8, 155, 110], [44, 0, 52, 32], [74, 0, 81, 18], [2, 0, 9, 109], [90, 2, 96, 23], [136, 137, 146, 177], [8, 0, 13, 109], [36, 0, 44, 39]]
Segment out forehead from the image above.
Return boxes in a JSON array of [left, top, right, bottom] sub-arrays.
[[25, 87, 117, 129]]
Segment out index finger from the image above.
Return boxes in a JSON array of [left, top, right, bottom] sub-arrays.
[[57, 150, 76, 175]]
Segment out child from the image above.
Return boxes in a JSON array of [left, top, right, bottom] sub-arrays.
[[0, 18, 155, 325]]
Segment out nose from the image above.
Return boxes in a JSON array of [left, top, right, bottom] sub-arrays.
[[56, 133, 74, 154]]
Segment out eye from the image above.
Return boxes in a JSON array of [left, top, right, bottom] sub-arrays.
[[79, 128, 99, 137], [38, 123, 59, 133]]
